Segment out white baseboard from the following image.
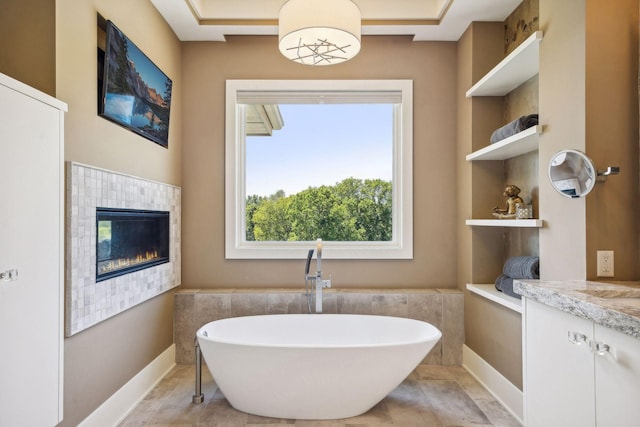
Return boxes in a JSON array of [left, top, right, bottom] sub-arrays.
[[78, 344, 176, 427], [462, 344, 523, 425]]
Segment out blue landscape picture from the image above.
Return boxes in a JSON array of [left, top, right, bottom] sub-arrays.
[[100, 21, 172, 147]]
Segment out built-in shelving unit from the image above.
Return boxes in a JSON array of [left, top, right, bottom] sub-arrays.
[[466, 31, 543, 97], [467, 284, 522, 313], [466, 31, 544, 229], [464, 28, 543, 320], [466, 125, 542, 161], [466, 219, 543, 228], [460, 17, 542, 421]]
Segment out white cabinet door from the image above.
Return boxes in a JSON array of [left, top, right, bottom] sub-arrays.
[[523, 299, 596, 427], [0, 78, 64, 426], [594, 324, 640, 427]]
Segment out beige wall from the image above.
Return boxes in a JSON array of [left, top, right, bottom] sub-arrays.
[[538, 0, 588, 280], [585, 0, 639, 280], [539, 0, 639, 281], [181, 36, 458, 289], [55, 1, 183, 425], [0, 0, 56, 95]]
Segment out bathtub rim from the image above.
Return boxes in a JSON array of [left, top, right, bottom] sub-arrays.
[[196, 313, 442, 350]]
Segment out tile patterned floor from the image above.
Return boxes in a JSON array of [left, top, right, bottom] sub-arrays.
[[119, 364, 521, 427]]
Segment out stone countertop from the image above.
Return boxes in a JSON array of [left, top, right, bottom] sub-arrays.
[[514, 280, 640, 340]]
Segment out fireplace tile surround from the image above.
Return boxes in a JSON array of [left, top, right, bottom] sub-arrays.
[[66, 162, 181, 336]]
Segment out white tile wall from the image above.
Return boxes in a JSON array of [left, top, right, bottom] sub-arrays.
[[65, 162, 181, 336]]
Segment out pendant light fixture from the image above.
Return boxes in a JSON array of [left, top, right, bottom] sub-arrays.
[[278, 0, 361, 66]]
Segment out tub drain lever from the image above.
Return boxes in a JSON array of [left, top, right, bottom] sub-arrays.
[[192, 336, 204, 404]]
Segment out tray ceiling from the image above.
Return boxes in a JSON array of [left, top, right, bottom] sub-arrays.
[[151, 0, 522, 41]]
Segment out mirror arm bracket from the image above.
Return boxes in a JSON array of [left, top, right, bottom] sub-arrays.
[[597, 166, 620, 182]]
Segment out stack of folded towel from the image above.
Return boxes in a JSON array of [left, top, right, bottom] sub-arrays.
[[495, 256, 540, 299], [490, 114, 539, 144]]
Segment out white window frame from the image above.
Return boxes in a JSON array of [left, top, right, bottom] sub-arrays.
[[225, 79, 413, 259]]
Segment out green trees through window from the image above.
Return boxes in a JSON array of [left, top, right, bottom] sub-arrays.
[[246, 177, 392, 242]]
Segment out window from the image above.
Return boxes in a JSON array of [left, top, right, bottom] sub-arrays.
[[225, 80, 413, 259]]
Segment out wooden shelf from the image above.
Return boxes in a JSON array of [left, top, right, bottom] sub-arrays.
[[466, 125, 542, 161], [466, 31, 543, 97], [467, 284, 522, 313], [466, 219, 544, 228]]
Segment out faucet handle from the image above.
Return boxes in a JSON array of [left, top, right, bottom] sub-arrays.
[[322, 274, 332, 288]]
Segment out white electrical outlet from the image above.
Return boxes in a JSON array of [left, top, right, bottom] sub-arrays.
[[597, 250, 614, 277]]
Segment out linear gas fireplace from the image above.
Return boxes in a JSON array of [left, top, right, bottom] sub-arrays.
[[67, 163, 181, 336], [96, 208, 170, 282]]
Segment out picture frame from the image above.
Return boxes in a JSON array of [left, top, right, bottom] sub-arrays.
[[99, 21, 172, 148]]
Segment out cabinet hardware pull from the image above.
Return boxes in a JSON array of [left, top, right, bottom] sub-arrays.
[[568, 331, 588, 344], [0, 269, 18, 281], [590, 341, 610, 355]]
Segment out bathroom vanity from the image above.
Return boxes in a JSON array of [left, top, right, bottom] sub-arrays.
[[516, 280, 640, 427]]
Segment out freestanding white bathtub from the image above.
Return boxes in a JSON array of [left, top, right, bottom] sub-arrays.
[[196, 314, 441, 420]]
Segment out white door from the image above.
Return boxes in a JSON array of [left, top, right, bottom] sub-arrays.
[[0, 79, 64, 426], [523, 299, 596, 427]]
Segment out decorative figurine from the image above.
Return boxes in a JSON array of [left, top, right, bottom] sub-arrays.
[[492, 185, 524, 219]]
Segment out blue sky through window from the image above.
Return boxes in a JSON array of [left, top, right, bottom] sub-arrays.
[[246, 104, 393, 197]]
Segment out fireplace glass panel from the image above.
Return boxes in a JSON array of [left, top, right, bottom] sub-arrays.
[[96, 208, 169, 282]]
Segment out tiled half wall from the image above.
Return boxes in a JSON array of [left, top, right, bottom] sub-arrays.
[[66, 162, 181, 336], [175, 289, 463, 365]]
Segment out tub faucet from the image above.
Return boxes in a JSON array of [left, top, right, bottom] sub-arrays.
[[304, 239, 331, 313]]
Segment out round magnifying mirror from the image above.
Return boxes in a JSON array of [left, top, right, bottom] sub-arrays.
[[548, 149, 597, 198]]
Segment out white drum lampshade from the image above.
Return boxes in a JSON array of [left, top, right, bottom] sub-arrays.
[[278, 0, 361, 66]]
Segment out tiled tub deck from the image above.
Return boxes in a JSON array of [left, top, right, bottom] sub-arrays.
[[174, 288, 464, 366]]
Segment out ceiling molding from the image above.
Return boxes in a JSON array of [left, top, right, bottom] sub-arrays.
[[150, 0, 521, 42], [197, 18, 441, 27]]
